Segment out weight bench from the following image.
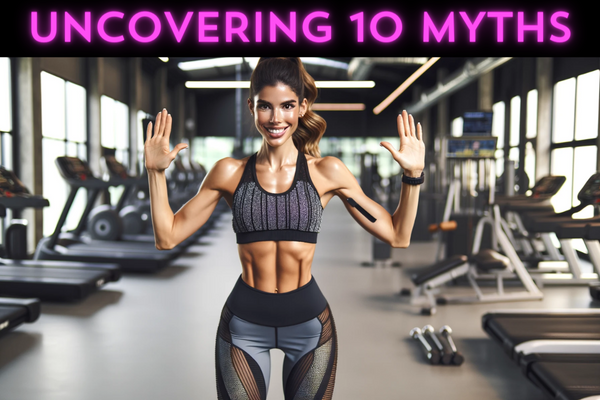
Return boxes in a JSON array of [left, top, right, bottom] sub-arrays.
[[405, 249, 541, 315]]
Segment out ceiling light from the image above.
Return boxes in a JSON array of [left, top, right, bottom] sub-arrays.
[[373, 57, 440, 115], [315, 81, 374, 88], [158, 57, 169, 63], [312, 103, 365, 111], [178, 57, 244, 71]]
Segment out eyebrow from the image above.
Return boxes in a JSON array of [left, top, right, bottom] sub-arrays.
[[256, 99, 297, 105]]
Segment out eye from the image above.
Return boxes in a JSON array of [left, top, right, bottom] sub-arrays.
[[257, 104, 270, 110], [283, 103, 295, 110]]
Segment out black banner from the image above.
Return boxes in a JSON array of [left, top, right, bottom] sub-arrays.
[[1, 0, 595, 56]]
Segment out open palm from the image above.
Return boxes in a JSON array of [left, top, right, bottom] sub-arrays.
[[144, 109, 188, 171], [381, 110, 425, 175]]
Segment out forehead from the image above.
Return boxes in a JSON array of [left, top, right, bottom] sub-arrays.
[[254, 83, 298, 102]]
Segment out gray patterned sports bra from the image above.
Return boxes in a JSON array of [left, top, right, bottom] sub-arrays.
[[231, 151, 323, 244]]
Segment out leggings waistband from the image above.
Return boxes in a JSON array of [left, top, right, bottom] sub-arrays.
[[225, 275, 328, 327]]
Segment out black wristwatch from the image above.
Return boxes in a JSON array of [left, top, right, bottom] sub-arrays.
[[402, 171, 425, 185]]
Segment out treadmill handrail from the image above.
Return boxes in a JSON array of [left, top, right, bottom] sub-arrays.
[[484, 309, 600, 315], [515, 340, 600, 355]]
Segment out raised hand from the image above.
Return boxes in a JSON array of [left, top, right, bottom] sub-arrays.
[[380, 110, 425, 177], [144, 109, 188, 172]]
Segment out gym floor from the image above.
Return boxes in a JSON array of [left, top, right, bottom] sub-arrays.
[[0, 198, 596, 400]]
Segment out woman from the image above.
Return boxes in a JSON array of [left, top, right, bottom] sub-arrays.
[[145, 57, 425, 399]]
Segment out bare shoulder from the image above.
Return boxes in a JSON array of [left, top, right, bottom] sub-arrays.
[[308, 155, 352, 179], [204, 156, 251, 192], [306, 154, 356, 193]]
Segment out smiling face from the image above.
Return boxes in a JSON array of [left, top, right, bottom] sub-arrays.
[[248, 83, 308, 148]]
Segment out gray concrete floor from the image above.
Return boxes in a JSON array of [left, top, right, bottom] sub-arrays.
[[0, 197, 597, 400]]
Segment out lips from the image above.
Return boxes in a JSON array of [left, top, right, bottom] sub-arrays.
[[264, 126, 289, 138]]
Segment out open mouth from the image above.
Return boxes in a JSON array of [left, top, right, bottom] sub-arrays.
[[264, 126, 289, 138]]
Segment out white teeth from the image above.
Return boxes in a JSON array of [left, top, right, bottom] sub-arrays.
[[266, 127, 286, 134]]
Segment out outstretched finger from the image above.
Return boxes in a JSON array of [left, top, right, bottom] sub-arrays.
[[397, 113, 406, 138], [403, 110, 411, 138], [145, 121, 153, 144], [417, 122, 423, 142], [408, 114, 416, 138], [164, 113, 173, 140], [154, 110, 163, 139]]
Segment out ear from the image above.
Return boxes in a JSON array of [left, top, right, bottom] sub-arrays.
[[300, 98, 308, 116], [247, 98, 254, 115]]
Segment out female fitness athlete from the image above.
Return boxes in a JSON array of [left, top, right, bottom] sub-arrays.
[[144, 57, 425, 400]]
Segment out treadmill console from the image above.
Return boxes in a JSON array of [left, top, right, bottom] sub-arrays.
[[56, 157, 97, 182], [445, 137, 497, 159], [531, 176, 566, 198], [0, 167, 49, 209], [577, 172, 600, 204], [103, 155, 130, 180]]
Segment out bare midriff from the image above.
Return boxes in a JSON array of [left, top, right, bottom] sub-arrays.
[[238, 240, 316, 293]]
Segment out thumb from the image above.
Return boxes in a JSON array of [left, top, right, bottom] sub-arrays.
[[169, 143, 189, 159], [380, 141, 397, 156]]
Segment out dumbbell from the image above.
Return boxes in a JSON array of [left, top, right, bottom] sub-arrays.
[[423, 325, 453, 365], [410, 327, 440, 365], [440, 325, 464, 366]]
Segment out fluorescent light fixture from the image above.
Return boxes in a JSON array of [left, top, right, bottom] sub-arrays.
[[186, 81, 250, 89], [158, 57, 169, 63], [185, 81, 375, 89], [315, 81, 374, 88], [178, 57, 244, 71], [373, 57, 440, 115], [312, 103, 365, 111]]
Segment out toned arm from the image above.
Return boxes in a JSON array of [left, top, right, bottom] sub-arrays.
[[317, 157, 421, 248], [150, 157, 241, 250]]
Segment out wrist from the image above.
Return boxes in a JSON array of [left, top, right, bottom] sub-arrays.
[[403, 169, 423, 178]]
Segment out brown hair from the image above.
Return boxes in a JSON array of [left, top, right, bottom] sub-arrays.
[[249, 57, 326, 157]]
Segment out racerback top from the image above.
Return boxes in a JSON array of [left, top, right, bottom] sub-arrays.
[[231, 151, 323, 244]]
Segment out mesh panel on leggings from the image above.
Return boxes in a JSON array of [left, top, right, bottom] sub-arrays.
[[284, 305, 338, 400], [231, 346, 266, 400], [216, 306, 267, 400]]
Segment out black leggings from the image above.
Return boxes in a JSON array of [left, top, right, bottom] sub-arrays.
[[215, 275, 338, 399]]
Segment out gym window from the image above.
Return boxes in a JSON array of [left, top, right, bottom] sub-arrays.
[[1, 57, 12, 245], [100, 95, 130, 204], [40, 71, 88, 237], [550, 70, 600, 218], [524, 89, 538, 192]]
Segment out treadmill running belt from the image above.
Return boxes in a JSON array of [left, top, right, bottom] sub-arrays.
[[524, 355, 600, 400]]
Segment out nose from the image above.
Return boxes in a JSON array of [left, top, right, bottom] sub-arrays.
[[270, 108, 283, 124]]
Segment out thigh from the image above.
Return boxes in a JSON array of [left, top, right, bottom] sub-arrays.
[[280, 305, 338, 400], [216, 305, 274, 400]]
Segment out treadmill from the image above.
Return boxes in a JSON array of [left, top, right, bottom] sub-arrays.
[[482, 309, 600, 400], [0, 167, 121, 301], [0, 297, 40, 338], [516, 172, 600, 285], [100, 153, 209, 245], [34, 157, 180, 273]]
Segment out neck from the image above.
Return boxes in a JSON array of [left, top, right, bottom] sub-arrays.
[[257, 140, 299, 170]]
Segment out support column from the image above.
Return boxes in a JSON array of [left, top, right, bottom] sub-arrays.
[[128, 58, 142, 175], [15, 57, 43, 253], [536, 58, 553, 179], [87, 57, 103, 177], [478, 71, 493, 111]]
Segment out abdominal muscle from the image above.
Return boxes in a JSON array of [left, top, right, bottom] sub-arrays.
[[238, 240, 316, 293]]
